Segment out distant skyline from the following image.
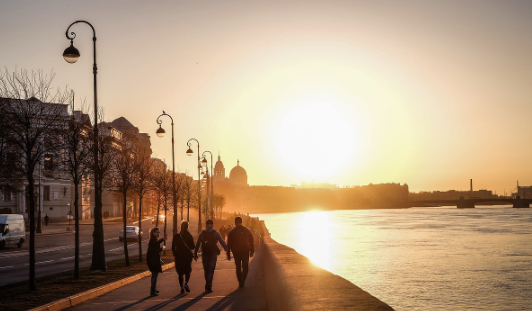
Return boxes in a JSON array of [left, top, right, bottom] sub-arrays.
[[2, 1, 532, 194]]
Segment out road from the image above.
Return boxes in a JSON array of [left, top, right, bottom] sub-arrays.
[[0, 217, 189, 286]]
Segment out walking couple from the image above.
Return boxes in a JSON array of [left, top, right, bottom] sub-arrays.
[[194, 217, 255, 292], [146, 217, 255, 296]]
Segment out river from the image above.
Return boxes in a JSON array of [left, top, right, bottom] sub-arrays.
[[254, 207, 532, 311]]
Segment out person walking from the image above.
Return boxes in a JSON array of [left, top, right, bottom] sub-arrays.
[[194, 219, 228, 293], [172, 220, 195, 294], [227, 216, 255, 288], [219, 224, 227, 241], [147, 227, 166, 296], [44, 214, 49, 226]]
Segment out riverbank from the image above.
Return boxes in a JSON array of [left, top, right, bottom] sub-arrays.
[[261, 223, 394, 310]]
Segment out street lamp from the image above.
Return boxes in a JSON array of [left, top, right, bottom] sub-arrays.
[[186, 138, 202, 234], [202, 151, 214, 219], [63, 20, 106, 271], [36, 153, 53, 234], [155, 111, 178, 236]]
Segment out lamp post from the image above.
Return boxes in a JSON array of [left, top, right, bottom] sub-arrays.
[[156, 111, 178, 236], [201, 151, 214, 219], [200, 165, 208, 220], [36, 153, 52, 234], [63, 20, 106, 271], [186, 138, 202, 234]]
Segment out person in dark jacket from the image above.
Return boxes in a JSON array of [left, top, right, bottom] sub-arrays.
[[227, 216, 255, 288], [194, 219, 228, 293], [147, 227, 166, 296], [172, 220, 195, 294]]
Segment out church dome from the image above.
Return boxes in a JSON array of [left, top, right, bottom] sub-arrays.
[[214, 156, 225, 171], [229, 160, 247, 186]]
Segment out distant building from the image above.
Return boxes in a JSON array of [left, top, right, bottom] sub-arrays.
[[409, 189, 496, 201], [515, 186, 532, 199], [211, 154, 409, 213]]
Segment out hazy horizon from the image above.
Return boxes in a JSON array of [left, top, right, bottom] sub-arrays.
[[2, 0, 532, 194]]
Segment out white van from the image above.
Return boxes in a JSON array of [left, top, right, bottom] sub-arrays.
[[0, 214, 26, 249]]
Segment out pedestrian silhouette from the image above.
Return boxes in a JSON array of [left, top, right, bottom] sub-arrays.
[[147, 227, 166, 296], [172, 220, 195, 294], [227, 216, 255, 288], [194, 219, 228, 293]]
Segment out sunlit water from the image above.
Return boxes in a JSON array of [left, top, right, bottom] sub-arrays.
[[254, 207, 532, 311]]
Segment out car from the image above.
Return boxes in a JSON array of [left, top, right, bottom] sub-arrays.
[[152, 214, 165, 224], [0, 214, 26, 249], [119, 226, 142, 242]]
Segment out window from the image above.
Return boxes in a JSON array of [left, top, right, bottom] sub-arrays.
[[3, 189, 11, 202], [44, 186, 50, 201]]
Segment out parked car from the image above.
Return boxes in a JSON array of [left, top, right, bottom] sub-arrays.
[[152, 214, 165, 224], [0, 214, 26, 249], [119, 226, 142, 242]]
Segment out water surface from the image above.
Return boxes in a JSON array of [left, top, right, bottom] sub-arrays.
[[254, 207, 532, 310]]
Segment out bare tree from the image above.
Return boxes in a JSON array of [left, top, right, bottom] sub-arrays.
[[107, 139, 137, 267], [132, 144, 154, 262], [0, 97, 11, 188], [0, 68, 70, 290], [212, 194, 226, 220], [60, 93, 92, 279], [85, 116, 118, 271], [171, 171, 186, 235], [152, 162, 170, 228], [182, 175, 196, 222]]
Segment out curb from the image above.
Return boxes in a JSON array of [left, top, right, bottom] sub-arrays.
[[28, 262, 176, 311]]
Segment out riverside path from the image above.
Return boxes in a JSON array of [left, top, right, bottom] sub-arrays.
[[69, 249, 267, 311]]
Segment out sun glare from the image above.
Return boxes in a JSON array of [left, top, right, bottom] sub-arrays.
[[271, 92, 366, 182]]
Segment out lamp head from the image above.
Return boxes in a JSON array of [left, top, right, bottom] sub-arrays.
[[186, 147, 194, 156], [44, 154, 52, 161], [201, 157, 208, 165], [63, 40, 80, 64], [156, 125, 165, 138]]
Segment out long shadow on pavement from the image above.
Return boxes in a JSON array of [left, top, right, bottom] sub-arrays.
[[166, 292, 208, 311], [142, 292, 192, 311], [114, 296, 153, 311]]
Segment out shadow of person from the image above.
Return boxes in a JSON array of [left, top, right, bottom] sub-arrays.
[[168, 292, 208, 311], [141, 292, 188, 311], [113, 296, 153, 311]]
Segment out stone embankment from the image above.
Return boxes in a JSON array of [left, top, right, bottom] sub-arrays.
[[261, 224, 395, 311]]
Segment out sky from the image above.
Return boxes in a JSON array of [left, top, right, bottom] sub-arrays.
[[2, 0, 532, 194]]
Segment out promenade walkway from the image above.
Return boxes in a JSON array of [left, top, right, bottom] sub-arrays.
[[70, 249, 267, 311]]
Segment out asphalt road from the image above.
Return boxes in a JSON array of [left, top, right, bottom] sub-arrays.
[[0, 217, 184, 286]]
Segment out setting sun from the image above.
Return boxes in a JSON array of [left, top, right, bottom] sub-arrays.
[[269, 92, 366, 182]]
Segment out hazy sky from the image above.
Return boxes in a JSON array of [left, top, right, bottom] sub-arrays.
[[2, 0, 532, 194]]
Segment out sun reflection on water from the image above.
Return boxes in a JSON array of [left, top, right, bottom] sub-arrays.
[[292, 210, 334, 270]]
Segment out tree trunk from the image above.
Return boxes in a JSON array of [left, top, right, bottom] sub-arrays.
[[156, 198, 160, 228], [28, 173, 36, 291], [74, 180, 80, 279], [138, 195, 143, 262], [180, 200, 184, 223], [187, 199, 190, 222], [122, 191, 130, 266], [91, 171, 106, 271], [163, 203, 167, 255]]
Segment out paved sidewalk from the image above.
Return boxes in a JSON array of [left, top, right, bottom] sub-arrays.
[[70, 249, 267, 311]]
